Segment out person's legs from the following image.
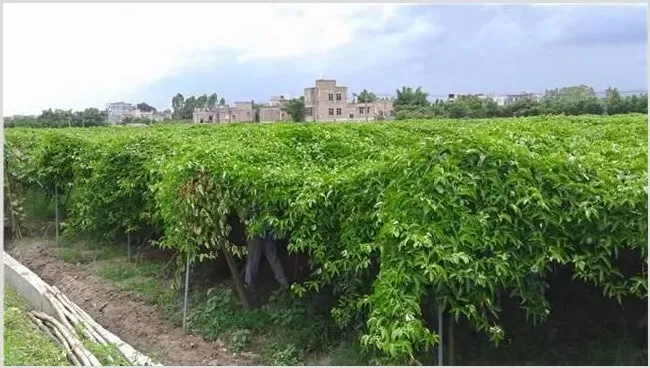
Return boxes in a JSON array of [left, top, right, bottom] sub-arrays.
[[244, 238, 263, 286], [262, 233, 288, 286]]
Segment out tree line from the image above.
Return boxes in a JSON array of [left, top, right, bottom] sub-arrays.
[[6, 85, 646, 127], [171, 93, 225, 120], [4, 102, 166, 128], [4, 108, 109, 128], [392, 86, 648, 120]]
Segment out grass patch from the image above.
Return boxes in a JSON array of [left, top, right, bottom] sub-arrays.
[[3, 286, 70, 366], [187, 287, 364, 365], [73, 323, 131, 366], [98, 260, 170, 304]]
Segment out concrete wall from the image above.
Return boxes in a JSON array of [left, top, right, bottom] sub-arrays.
[[3, 251, 160, 366], [4, 252, 57, 316], [259, 106, 288, 122], [234, 102, 254, 123]]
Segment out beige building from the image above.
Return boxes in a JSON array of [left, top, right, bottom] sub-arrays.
[[193, 101, 254, 123], [192, 78, 394, 124], [304, 79, 394, 121]]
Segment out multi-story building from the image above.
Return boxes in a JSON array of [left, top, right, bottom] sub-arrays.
[[106, 102, 134, 124], [192, 78, 394, 124], [304, 79, 394, 121]]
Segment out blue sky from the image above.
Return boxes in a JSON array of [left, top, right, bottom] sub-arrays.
[[3, 3, 647, 115]]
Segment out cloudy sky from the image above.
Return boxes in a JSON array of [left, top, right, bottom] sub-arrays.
[[3, 3, 648, 115]]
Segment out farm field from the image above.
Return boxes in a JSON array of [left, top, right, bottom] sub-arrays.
[[4, 114, 648, 365]]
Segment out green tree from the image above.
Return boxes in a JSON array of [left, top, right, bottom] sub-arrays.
[[196, 94, 208, 109], [172, 93, 185, 119], [136, 103, 157, 113], [543, 85, 603, 115], [183, 96, 197, 120], [605, 87, 623, 115], [282, 97, 306, 122], [394, 87, 429, 108], [207, 93, 218, 109], [220, 97, 226, 106]]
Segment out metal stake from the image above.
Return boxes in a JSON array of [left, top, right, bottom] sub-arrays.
[[182, 252, 190, 332], [127, 232, 131, 261], [54, 186, 59, 245], [438, 306, 444, 366], [448, 314, 454, 366]]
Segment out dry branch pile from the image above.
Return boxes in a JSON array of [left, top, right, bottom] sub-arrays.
[[27, 285, 132, 366]]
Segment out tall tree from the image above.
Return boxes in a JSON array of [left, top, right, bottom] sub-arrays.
[[172, 93, 185, 119], [394, 87, 429, 108], [605, 87, 624, 115], [282, 97, 306, 122], [196, 94, 208, 109], [136, 103, 157, 113], [207, 93, 218, 109], [183, 96, 197, 120], [219, 97, 226, 106]]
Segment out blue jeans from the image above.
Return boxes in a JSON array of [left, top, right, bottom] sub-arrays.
[[244, 231, 287, 286]]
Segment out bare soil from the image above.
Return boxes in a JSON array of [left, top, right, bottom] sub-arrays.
[[7, 239, 255, 366]]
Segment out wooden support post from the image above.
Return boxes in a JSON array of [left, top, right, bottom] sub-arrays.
[[182, 252, 190, 332], [223, 248, 251, 309], [127, 232, 131, 262]]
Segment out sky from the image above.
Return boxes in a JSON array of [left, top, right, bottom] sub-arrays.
[[3, 3, 648, 116]]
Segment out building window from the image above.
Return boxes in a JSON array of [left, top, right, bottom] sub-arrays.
[[306, 107, 313, 116], [359, 107, 364, 114], [366, 107, 370, 113], [328, 93, 334, 101], [336, 93, 342, 101], [336, 108, 342, 115], [328, 108, 334, 116], [349, 113, 354, 118]]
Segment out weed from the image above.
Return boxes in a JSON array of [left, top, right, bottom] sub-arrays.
[[229, 329, 252, 353], [271, 344, 303, 366]]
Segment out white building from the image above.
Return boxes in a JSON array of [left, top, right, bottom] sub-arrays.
[[106, 102, 169, 124], [106, 102, 135, 124]]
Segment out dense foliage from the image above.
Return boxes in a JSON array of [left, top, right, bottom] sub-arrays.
[[4, 108, 109, 128], [282, 96, 307, 122], [394, 86, 648, 120], [172, 92, 221, 120], [4, 115, 647, 364]]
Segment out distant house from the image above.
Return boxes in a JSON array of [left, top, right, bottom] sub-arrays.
[[192, 78, 395, 124], [106, 102, 168, 124], [106, 102, 134, 124], [303, 79, 394, 121], [193, 101, 255, 123]]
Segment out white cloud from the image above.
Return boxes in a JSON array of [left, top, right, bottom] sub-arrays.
[[3, 3, 426, 115]]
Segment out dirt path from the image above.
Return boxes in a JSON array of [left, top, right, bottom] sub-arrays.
[[7, 240, 254, 366]]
